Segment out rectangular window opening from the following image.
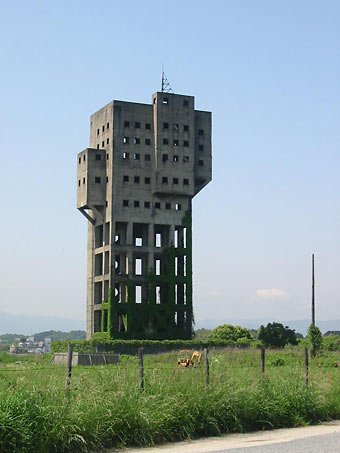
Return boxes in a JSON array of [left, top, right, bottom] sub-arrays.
[[104, 222, 110, 245], [174, 230, 178, 248], [155, 233, 161, 247], [135, 237, 142, 247], [156, 286, 161, 304], [104, 251, 109, 274], [135, 285, 142, 303], [95, 225, 103, 248], [94, 282, 102, 305], [95, 253, 103, 276], [135, 258, 142, 275], [155, 259, 161, 276]]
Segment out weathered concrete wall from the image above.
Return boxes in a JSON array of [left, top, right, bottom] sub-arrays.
[[53, 353, 119, 366], [77, 91, 212, 340]]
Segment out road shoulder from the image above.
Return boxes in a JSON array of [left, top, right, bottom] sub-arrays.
[[114, 420, 340, 453]]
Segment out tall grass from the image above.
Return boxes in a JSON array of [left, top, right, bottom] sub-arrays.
[[0, 349, 339, 452]]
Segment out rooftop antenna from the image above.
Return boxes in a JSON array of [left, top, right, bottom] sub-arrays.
[[161, 65, 173, 93]]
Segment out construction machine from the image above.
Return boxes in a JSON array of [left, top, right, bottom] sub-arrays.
[[177, 350, 202, 367]]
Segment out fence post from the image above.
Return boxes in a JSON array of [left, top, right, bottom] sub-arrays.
[[65, 342, 73, 389], [304, 348, 309, 388], [138, 347, 144, 390], [261, 348, 265, 374], [204, 348, 210, 388]]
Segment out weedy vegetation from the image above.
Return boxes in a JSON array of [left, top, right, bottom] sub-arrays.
[[0, 348, 339, 452]]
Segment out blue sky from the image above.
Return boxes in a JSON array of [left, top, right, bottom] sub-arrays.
[[0, 0, 339, 327]]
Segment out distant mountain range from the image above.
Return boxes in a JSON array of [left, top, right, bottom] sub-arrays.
[[195, 318, 340, 336], [0, 311, 338, 337], [0, 311, 85, 335]]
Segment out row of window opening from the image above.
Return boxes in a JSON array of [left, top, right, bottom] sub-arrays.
[[124, 121, 151, 130], [123, 175, 189, 185], [123, 200, 182, 210]]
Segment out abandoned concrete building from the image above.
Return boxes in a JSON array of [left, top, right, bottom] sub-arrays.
[[77, 91, 212, 340]]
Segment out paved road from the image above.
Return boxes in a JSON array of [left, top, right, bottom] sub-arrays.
[[218, 432, 340, 452], [119, 421, 340, 453]]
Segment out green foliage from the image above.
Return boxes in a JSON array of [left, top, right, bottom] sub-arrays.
[[308, 324, 323, 355], [209, 324, 253, 342], [51, 339, 237, 354], [322, 335, 340, 351], [193, 328, 212, 340], [0, 349, 339, 452], [258, 322, 298, 348], [0, 334, 24, 345], [268, 356, 285, 366]]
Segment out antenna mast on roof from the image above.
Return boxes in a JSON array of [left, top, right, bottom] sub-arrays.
[[161, 66, 173, 93]]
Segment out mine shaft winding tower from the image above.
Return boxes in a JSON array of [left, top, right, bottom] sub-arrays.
[[77, 91, 212, 339]]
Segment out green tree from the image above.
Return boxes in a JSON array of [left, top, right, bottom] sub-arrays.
[[258, 322, 298, 348], [308, 324, 322, 357], [209, 324, 253, 342], [193, 328, 212, 340]]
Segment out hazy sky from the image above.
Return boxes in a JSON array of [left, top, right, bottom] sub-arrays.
[[0, 1, 339, 327]]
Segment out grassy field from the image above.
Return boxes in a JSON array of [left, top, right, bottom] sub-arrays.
[[0, 348, 339, 452]]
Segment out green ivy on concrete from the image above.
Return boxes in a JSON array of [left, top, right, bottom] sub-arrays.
[[97, 210, 194, 340]]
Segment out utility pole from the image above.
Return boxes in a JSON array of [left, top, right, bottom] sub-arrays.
[[311, 254, 315, 326]]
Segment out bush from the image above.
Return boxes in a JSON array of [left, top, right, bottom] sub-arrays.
[[308, 324, 322, 357], [209, 324, 253, 342], [258, 322, 298, 348]]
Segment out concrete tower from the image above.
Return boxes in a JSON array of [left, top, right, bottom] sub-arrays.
[[77, 92, 212, 340]]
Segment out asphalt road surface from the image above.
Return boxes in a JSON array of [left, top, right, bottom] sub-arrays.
[[119, 421, 340, 453]]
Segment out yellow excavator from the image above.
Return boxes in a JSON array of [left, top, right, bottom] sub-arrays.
[[177, 350, 202, 367]]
